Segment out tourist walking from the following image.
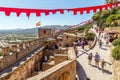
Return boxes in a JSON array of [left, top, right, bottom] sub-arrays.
[[98, 39, 102, 48], [101, 59, 106, 72], [95, 52, 100, 67], [88, 52, 93, 65], [81, 40, 85, 50], [106, 39, 109, 47]]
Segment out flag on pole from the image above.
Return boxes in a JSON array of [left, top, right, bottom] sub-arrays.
[[36, 21, 41, 27]]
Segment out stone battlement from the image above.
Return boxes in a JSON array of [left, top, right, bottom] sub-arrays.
[[0, 38, 43, 72], [0, 47, 43, 80]]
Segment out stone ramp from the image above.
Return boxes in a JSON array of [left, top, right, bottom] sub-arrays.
[[77, 35, 112, 80]]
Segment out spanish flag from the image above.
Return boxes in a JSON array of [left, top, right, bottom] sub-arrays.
[[36, 21, 41, 27]]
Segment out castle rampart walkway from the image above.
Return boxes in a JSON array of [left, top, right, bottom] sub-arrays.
[[77, 29, 112, 80], [0, 46, 43, 78]]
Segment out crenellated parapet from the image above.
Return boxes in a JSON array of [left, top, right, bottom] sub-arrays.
[[2, 47, 10, 56], [24, 41, 30, 48], [10, 45, 18, 52], [18, 43, 24, 50], [0, 38, 44, 72], [0, 48, 43, 80]]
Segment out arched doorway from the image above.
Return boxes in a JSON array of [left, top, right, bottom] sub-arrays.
[[58, 72, 71, 80]]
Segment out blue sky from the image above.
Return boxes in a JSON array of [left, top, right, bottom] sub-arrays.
[[0, 0, 104, 29]]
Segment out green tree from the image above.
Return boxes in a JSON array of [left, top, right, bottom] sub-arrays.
[[85, 32, 96, 40], [112, 38, 120, 46], [101, 10, 110, 18], [112, 46, 120, 60]]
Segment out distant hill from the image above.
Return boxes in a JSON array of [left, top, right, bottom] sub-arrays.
[[0, 25, 70, 35]]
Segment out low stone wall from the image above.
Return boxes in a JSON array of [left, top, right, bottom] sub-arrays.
[[0, 48, 43, 80], [62, 33, 78, 47], [29, 61, 76, 80], [43, 48, 68, 56], [113, 60, 120, 80]]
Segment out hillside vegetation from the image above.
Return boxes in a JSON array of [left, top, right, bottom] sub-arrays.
[[92, 7, 120, 28]]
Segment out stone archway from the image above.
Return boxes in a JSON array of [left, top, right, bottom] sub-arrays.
[[58, 72, 71, 80]]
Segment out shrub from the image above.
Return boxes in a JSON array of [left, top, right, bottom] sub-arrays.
[[112, 38, 120, 46], [77, 27, 85, 33], [112, 46, 120, 60], [85, 32, 96, 40]]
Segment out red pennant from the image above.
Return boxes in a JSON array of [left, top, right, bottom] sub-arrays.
[[45, 11, 49, 16], [35, 10, 41, 17], [108, 4, 113, 9], [59, 9, 64, 14], [16, 10, 21, 17], [93, 7, 97, 13], [104, 5, 108, 10], [77, 8, 84, 14], [52, 10, 56, 14], [73, 9, 77, 15], [5, 11, 11, 16], [26, 11, 31, 17], [115, 2, 119, 8], [85, 8, 90, 14]]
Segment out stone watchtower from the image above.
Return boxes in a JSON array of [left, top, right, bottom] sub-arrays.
[[38, 28, 55, 39]]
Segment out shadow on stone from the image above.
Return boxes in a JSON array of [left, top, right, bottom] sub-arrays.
[[103, 69, 112, 75], [90, 64, 96, 67], [101, 47, 107, 50], [76, 50, 89, 58], [87, 77, 91, 80], [76, 61, 88, 80]]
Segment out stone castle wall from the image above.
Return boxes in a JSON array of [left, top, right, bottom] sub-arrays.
[[62, 33, 78, 47], [0, 28, 77, 80], [0, 38, 42, 71], [0, 48, 43, 80], [38, 28, 55, 39]]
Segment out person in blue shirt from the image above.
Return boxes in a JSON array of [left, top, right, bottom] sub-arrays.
[[95, 52, 100, 67]]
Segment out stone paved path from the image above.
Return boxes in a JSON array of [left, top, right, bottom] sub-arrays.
[[77, 30, 113, 80]]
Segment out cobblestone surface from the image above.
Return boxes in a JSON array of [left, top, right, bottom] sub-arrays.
[[77, 31, 113, 80]]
